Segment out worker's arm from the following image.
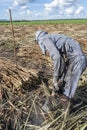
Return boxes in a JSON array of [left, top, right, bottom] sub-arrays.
[[38, 41, 46, 55], [42, 38, 62, 80]]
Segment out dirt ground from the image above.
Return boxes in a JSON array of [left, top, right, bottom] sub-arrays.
[[0, 24, 87, 130]]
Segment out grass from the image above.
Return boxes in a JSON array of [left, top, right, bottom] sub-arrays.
[[0, 19, 87, 25]]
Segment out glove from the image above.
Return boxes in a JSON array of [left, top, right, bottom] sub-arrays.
[[53, 77, 59, 93]]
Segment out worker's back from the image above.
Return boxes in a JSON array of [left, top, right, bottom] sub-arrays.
[[43, 33, 85, 59]]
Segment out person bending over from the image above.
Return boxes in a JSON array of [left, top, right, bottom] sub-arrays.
[[35, 30, 87, 109]]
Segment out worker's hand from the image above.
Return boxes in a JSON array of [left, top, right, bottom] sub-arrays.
[[52, 78, 59, 96], [53, 82, 59, 92]]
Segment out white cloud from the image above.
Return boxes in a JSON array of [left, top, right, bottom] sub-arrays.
[[19, 6, 32, 16], [45, 0, 58, 10], [14, 0, 32, 6], [45, 0, 76, 10], [6, 0, 85, 20], [11, 0, 34, 17], [45, 0, 84, 17], [21, 5, 28, 9], [14, 0, 25, 6], [19, 9, 32, 15], [27, 9, 32, 15], [65, 7, 75, 15], [75, 6, 84, 15]]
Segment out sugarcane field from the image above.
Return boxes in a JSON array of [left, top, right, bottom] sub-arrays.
[[0, 21, 87, 130]]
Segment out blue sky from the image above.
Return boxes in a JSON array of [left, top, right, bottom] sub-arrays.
[[0, 0, 87, 20]]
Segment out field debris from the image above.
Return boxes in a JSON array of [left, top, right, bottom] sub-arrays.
[[0, 57, 39, 89], [0, 24, 87, 130]]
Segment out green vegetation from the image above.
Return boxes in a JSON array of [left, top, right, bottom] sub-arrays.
[[0, 19, 87, 25]]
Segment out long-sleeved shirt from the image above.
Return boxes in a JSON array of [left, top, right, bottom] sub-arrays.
[[37, 33, 86, 79]]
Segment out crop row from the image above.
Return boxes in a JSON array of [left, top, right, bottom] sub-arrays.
[[0, 19, 87, 25]]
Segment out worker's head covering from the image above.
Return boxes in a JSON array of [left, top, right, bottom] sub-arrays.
[[35, 30, 48, 41]]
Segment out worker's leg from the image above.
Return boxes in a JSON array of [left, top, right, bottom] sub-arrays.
[[63, 56, 86, 99], [63, 69, 82, 98]]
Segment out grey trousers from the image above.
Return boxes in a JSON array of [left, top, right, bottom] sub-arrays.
[[63, 55, 86, 98]]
